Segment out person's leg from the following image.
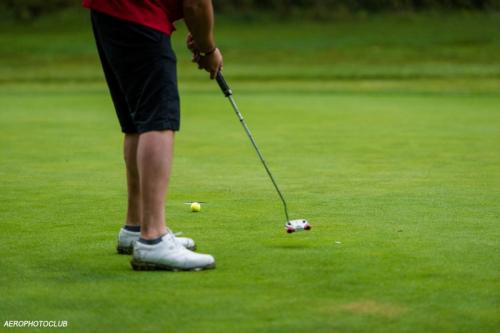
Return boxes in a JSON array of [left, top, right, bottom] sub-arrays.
[[118, 131, 196, 253], [124, 133, 141, 227], [137, 130, 174, 240], [131, 129, 214, 272]]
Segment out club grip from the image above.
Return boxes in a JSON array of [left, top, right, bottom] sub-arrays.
[[216, 71, 232, 97]]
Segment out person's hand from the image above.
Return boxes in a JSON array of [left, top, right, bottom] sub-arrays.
[[186, 33, 198, 53], [195, 48, 223, 79], [186, 32, 223, 79], [186, 33, 201, 64]]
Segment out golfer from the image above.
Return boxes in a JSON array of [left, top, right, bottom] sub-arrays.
[[83, 0, 222, 271]]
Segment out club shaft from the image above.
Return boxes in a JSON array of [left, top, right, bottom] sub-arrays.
[[226, 95, 290, 223]]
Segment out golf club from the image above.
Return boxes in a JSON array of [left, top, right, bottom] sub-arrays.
[[215, 71, 311, 233]]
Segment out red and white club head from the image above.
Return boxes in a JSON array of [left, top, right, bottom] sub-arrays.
[[285, 219, 311, 233]]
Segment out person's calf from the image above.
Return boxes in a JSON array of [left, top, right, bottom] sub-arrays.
[[136, 130, 174, 240], [124, 133, 141, 226]]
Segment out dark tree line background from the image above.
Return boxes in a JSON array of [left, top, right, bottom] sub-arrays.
[[1, 0, 499, 21]]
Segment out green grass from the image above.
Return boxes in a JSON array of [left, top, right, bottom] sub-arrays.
[[0, 9, 499, 333]]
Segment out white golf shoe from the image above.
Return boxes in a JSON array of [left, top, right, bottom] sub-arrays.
[[131, 232, 215, 271], [117, 228, 196, 254]]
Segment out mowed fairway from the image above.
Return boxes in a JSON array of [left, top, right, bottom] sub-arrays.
[[1, 10, 500, 333]]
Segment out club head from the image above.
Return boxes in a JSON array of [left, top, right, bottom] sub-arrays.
[[285, 219, 311, 233]]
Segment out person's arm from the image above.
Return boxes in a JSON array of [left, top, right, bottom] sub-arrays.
[[183, 0, 223, 79], [183, 0, 215, 53]]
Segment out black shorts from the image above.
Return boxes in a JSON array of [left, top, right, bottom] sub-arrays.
[[91, 10, 180, 133]]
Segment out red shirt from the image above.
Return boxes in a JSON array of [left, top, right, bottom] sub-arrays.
[[83, 0, 183, 35]]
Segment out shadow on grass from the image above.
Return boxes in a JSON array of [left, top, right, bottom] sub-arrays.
[[265, 240, 316, 249]]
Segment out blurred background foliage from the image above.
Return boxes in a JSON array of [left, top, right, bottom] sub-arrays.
[[1, 0, 499, 21]]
